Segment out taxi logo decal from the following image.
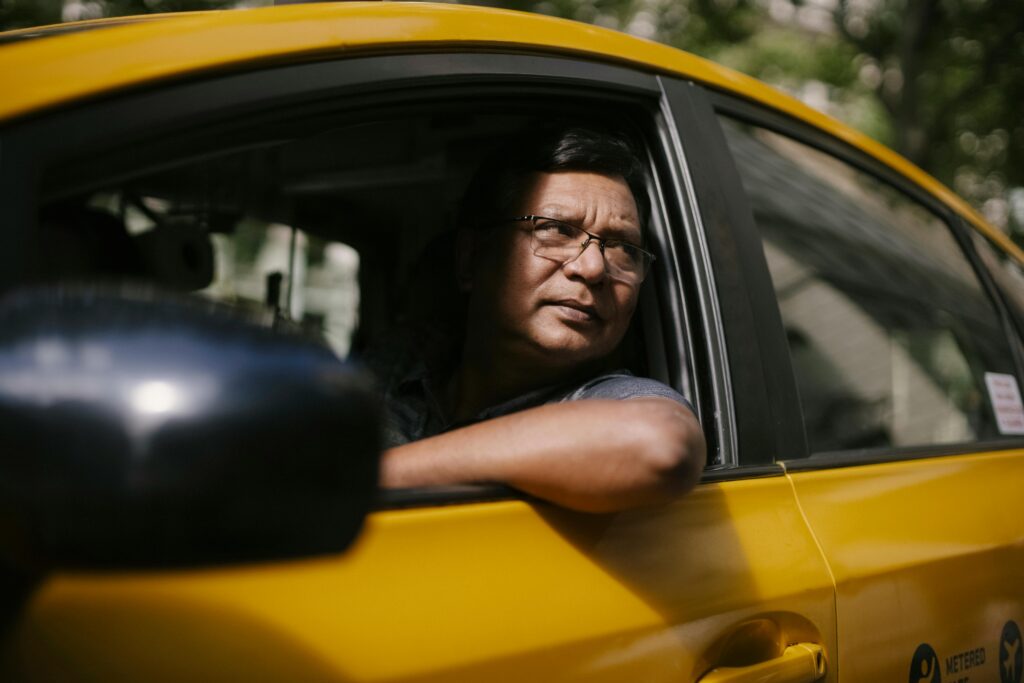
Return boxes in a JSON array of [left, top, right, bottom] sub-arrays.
[[912, 643, 942, 683], [1002, 621, 1023, 683]]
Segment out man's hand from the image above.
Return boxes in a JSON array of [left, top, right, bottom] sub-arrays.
[[379, 397, 705, 513]]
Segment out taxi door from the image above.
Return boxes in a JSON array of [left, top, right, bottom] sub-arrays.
[[0, 51, 841, 681], [701, 88, 1024, 682]]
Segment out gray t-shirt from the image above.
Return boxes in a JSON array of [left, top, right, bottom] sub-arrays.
[[560, 372, 693, 404], [378, 364, 693, 448]]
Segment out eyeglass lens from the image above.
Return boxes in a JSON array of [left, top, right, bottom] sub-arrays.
[[527, 218, 650, 282]]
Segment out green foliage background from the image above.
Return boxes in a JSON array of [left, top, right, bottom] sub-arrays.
[[497, 0, 1024, 236], [2, 0, 1022, 236], [0, 0, 232, 28]]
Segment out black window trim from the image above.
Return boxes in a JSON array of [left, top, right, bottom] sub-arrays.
[[975, 231, 1024, 339], [662, 78, 808, 466], [706, 88, 1024, 467], [653, 77, 737, 468], [955, 215, 1024, 377], [784, 439, 1024, 472]]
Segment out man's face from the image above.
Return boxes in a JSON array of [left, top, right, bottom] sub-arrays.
[[466, 170, 643, 373]]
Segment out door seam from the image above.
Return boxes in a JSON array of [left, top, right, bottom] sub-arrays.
[[780, 460, 840, 681]]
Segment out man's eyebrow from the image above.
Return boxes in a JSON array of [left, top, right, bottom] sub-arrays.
[[598, 225, 643, 242], [539, 212, 641, 239], [581, 222, 643, 244]]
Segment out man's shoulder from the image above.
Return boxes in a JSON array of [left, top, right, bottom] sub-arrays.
[[560, 370, 694, 412]]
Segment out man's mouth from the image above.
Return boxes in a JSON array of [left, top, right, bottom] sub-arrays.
[[548, 299, 601, 322]]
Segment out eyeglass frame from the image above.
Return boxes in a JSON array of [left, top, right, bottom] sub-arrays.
[[507, 215, 656, 284]]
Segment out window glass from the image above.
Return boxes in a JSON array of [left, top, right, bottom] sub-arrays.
[[720, 117, 1017, 453], [42, 183, 361, 358]]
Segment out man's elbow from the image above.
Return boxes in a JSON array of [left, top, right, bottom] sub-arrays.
[[633, 400, 706, 502]]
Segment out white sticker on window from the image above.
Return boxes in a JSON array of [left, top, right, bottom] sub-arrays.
[[984, 372, 1024, 435]]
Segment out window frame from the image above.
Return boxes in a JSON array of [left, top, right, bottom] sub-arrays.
[[0, 51, 747, 506], [662, 79, 807, 468], [965, 222, 1024, 360], [700, 88, 1024, 468]]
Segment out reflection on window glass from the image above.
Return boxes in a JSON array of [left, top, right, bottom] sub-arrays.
[[119, 193, 363, 358], [203, 223, 360, 357], [41, 183, 361, 358], [720, 117, 1015, 453]]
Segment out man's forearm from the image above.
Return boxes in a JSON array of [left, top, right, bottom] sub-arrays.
[[379, 397, 705, 512]]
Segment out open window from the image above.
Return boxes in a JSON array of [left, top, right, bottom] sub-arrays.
[[24, 69, 699, 502]]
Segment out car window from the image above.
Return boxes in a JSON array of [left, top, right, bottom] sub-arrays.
[[34, 112, 512, 349], [30, 100, 689, 467], [719, 117, 1020, 454]]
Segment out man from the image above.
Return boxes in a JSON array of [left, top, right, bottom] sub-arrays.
[[377, 126, 705, 512]]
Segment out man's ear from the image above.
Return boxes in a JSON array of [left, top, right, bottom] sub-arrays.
[[455, 228, 476, 292]]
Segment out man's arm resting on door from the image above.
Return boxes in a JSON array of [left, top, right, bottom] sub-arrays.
[[379, 397, 706, 513]]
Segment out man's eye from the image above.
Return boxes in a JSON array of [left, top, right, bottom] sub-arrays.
[[605, 241, 633, 256], [536, 221, 577, 237], [606, 243, 643, 266]]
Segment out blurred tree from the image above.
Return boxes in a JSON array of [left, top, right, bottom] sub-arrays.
[[497, 0, 763, 55], [491, 0, 1024, 236], [0, 0, 233, 31], [834, 0, 1024, 234], [0, 0, 64, 29]]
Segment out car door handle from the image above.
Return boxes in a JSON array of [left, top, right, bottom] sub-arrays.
[[697, 643, 826, 683]]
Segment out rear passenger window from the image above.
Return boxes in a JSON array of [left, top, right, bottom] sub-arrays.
[[720, 117, 1019, 454]]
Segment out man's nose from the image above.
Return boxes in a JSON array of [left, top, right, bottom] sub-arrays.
[[562, 239, 607, 283]]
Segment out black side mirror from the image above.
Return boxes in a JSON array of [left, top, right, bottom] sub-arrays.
[[0, 287, 380, 569]]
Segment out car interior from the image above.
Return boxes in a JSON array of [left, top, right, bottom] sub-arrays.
[[32, 98, 690, 461]]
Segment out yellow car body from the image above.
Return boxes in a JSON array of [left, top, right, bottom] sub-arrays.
[[0, 4, 1022, 682]]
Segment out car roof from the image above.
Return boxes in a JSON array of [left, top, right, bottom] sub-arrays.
[[0, 1, 1018, 257]]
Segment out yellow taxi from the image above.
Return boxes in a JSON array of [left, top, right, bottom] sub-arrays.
[[1, 3, 1023, 682]]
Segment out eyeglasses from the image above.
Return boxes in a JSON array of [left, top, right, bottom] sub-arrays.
[[509, 215, 655, 285]]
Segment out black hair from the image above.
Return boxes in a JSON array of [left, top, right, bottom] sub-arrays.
[[457, 125, 651, 236]]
